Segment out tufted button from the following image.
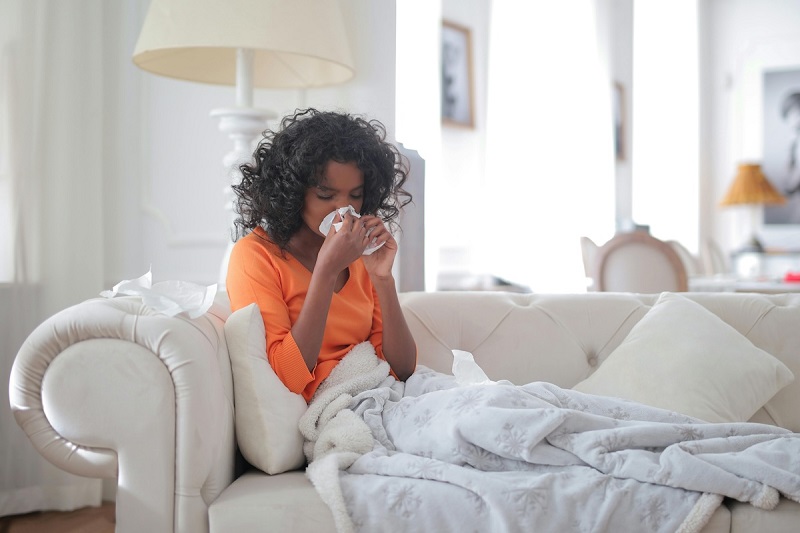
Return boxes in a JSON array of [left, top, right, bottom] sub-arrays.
[[587, 355, 598, 367]]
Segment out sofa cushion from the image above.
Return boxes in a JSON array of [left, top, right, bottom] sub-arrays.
[[572, 292, 794, 423], [726, 497, 800, 532], [224, 304, 307, 474], [209, 471, 335, 533]]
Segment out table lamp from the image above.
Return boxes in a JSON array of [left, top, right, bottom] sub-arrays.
[[132, 0, 355, 286], [719, 163, 786, 252]]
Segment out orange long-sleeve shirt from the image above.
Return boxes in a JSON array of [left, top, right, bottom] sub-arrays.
[[226, 227, 386, 402]]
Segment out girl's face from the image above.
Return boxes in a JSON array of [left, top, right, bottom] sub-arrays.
[[303, 160, 365, 237]]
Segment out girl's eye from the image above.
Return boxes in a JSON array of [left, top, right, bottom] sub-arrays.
[[350, 194, 363, 200], [316, 195, 334, 201]]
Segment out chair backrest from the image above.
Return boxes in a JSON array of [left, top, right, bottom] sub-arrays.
[[666, 240, 702, 277], [593, 231, 688, 292], [580, 236, 599, 278], [701, 238, 729, 276]]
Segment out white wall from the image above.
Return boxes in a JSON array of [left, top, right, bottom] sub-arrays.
[[700, 0, 800, 254]]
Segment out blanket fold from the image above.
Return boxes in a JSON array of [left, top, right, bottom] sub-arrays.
[[302, 347, 800, 533], [299, 341, 393, 463]]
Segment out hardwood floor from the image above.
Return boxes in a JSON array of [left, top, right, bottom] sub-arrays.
[[0, 502, 115, 533]]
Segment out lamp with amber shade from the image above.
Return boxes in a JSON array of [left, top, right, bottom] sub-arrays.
[[720, 163, 786, 252]]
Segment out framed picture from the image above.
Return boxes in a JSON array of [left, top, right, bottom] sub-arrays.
[[612, 82, 626, 161], [763, 68, 800, 225], [441, 21, 474, 128]]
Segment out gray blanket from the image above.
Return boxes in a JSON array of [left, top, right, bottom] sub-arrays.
[[300, 344, 800, 533]]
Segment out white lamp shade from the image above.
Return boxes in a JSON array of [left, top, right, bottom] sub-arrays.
[[132, 0, 355, 88]]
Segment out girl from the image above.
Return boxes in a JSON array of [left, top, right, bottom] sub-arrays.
[[226, 108, 417, 402]]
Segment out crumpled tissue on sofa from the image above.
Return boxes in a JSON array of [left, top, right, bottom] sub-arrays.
[[100, 268, 216, 318]]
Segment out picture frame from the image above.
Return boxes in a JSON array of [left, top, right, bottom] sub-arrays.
[[441, 21, 475, 129], [612, 82, 626, 161], [763, 67, 800, 225]]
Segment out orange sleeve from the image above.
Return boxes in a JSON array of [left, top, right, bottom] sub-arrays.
[[226, 236, 315, 395], [368, 281, 384, 360], [367, 280, 417, 380]]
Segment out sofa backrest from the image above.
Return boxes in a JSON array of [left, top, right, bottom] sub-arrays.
[[398, 291, 800, 432]]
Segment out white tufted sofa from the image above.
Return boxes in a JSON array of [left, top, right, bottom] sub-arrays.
[[9, 291, 800, 532]]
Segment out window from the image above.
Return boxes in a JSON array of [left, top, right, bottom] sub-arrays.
[[632, 0, 699, 251]]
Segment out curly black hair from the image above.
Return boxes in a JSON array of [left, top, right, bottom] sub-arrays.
[[232, 108, 412, 250]]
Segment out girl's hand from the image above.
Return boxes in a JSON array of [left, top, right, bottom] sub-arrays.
[[360, 215, 397, 279], [316, 211, 370, 275]]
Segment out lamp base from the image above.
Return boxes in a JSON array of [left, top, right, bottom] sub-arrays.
[[738, 234, 765, 253], [211, 106, 277, 289], [210, 107, 276, 167]]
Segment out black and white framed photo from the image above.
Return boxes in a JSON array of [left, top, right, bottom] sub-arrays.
[[763, 68, 800, 225], [441, 21, 474, 128]]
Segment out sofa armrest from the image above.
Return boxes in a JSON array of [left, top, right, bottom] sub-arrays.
[[9, 296, 236, 533]]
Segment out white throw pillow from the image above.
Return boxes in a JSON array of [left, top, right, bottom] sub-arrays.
[[573, 292, 794, 423], [224, 303, 308, 474]]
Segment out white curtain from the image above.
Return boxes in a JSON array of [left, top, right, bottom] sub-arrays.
[[478, 0, 616, 292], [1, 0, 107, 516]]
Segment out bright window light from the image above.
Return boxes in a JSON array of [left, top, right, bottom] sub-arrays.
[[395, 0, 443, 290], [479, 0, 616, 292], [632, 0, 699, 251], [396, 1, 617, 292]]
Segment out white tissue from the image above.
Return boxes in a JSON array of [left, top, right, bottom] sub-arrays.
[[318, 205, 385, 256], [100, 268, 217, 319], [319, 205, 356, 234], [452, 349, 494, 386]]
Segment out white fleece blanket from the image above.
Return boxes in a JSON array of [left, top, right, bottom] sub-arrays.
[[300, 344, 800, 533]]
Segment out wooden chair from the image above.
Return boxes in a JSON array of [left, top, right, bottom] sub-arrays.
[[580, 236, 599, 290], [700, 238, 729, 276], [593, 232, 688, 292]]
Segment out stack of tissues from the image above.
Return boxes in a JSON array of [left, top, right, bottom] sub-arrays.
[[100, 269, 217, 319]]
